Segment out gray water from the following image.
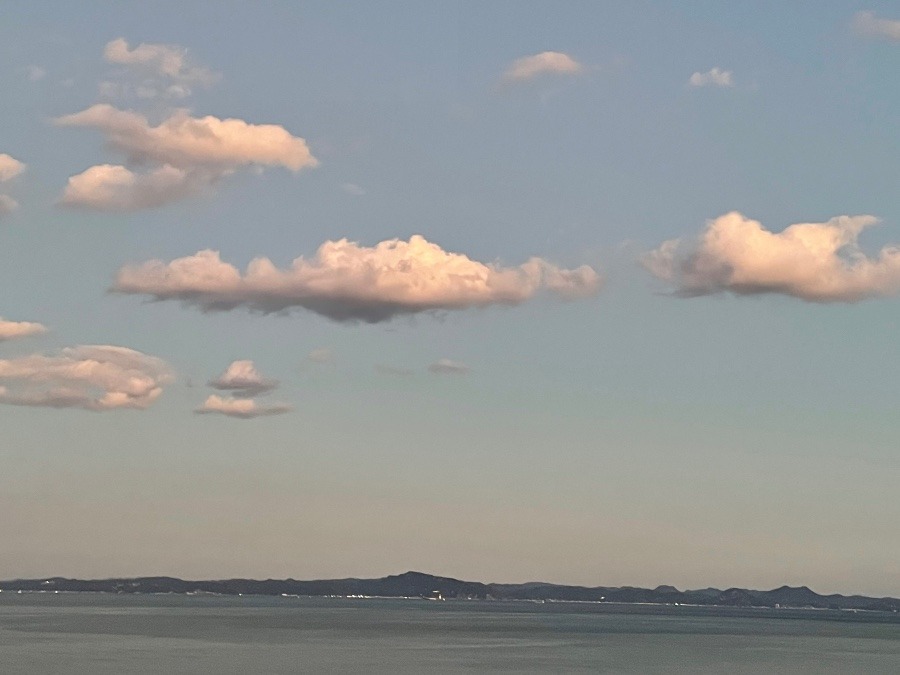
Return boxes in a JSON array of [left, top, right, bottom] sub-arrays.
[[1, 593, 899, 673]]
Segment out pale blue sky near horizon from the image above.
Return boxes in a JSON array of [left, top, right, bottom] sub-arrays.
[[1, 1, 899, 596]]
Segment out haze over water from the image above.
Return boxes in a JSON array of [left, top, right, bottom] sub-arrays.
[[2, 594, 899, 674]]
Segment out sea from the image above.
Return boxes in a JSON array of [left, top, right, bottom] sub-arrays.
[[1, 593, 898, 674]]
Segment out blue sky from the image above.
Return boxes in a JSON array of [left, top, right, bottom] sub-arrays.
[[1, 1, 899, 596]]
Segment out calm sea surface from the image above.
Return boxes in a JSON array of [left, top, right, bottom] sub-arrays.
[[1, 593, 898, 674]]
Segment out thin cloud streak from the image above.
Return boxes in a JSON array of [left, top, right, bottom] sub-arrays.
[[195, 394, 291, 419]]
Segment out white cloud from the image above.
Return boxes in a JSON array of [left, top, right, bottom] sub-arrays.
[[195, 394, 291, 419], [688, 67, 733, 88], [103, 38, 219, 98], [640, 211, 900, 302], [112, 235, 602, 322], [307, 348, 333, 364], [26, 65, 46, 82], [0, 345, 172, 411], [208, 360, 278, 396], [54, 105, 316, 210], [0, 319, 47, 341], [0, 154, 25, 182], [503, 51, 583, 82], [853, 11, 900, 41], [428, 359, 469, 375]]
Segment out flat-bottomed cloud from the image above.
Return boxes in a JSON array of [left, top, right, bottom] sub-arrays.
[[0, 318, 47, 341], [112, 235, 602, 322], [195, 394, 291, 419], [209, 360, 278, 396], [641, 211, 900, 302], [503, 51, 583, 82], [0, 345, 172, 411], [55, 105, 317, 210]]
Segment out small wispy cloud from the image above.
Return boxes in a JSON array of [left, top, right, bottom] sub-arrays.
[[374, 364, 414, 377], [502, 51, 583, 82], [341, 182, 366, 196], [688, 67, 733, 88], [428, 359, 470, 375], [853, 11, 900, 42], [307, 348, 333, 364], [102, 37, 219, 100], [26, 65, 46, 82]]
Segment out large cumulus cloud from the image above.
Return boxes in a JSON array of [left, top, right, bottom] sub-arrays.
[[112, 235, 602, 322], [641, 211, 900, 302], [0, 345, 173, 411]]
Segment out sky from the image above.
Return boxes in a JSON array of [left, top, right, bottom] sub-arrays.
[[1, 1, 899, 597]]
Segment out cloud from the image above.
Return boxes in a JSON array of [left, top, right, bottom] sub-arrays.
[[688, 68, 733, 88], [208, 360, 278, 396], [853, 11, 900, 41], [56, 105, 317, 172], [0, 154, 25, 182], [58, 163, 216, 211], [0, 318, 47, 342], [0, 345, 172, 411], [428, 359, 469, 375], [374, 364, 414, 377], [54, 105, 316, 210], [307, 348, 333, 364], [112, 235, 602, 322], [503, 51, 583, 82], [0, 195, 18, 216], [341, 182, 366, 196], [195, 394, 291, 419], [26, 65, 46, 82], [103, 38, 219, 98], [640, 211, 900, 302]]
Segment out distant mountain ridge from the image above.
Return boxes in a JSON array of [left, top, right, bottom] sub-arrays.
[[2, 571, 898, 612]]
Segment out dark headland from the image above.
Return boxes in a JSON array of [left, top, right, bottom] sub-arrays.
[[2, 571, 898, 611]]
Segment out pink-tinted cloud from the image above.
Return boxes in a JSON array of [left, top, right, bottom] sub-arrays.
[[503, 51, 583, 81], [208, 360, 278, 396], [195, 394, 291, 419], [0, 318, 47, 342], [103, 38, 219, 98], [641, 211, 900, 302], [58, 164, 216, 211], [428, 359, 469, 375], [0, 154, 26, 182], [55, 105, 317, 172], [853, 11, 900, 42], [0, 345, 172, 411], [112, 236, 601, 322]]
